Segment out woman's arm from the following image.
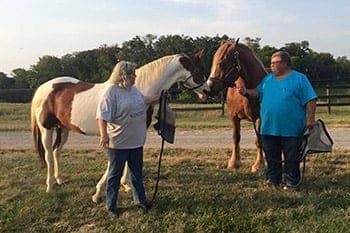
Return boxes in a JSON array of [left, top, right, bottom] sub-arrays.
[[238, 86, 259, 99], [306, 99, 317, 129], [145, 91, 170, 104], [145, 95, 160, 104], [97, 118, 109, 148]]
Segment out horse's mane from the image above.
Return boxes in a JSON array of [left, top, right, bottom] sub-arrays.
[[135, 54, 180, 90], [237, 43, 266, 72]]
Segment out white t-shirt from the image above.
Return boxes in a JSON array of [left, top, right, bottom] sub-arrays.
[[96, 85, 147, 149]]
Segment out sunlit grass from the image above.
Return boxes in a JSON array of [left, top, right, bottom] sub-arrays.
[[0, 148, 349, 232]]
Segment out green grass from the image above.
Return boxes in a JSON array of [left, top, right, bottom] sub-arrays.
[[0, 103, 31, 131], [1, 103, 349, 131], [0, 148, 349, 232]]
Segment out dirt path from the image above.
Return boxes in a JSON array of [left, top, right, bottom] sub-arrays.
[[1, 128, 349, 150]]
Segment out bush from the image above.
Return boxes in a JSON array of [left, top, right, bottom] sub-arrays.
[[0, 89, 35, 103]]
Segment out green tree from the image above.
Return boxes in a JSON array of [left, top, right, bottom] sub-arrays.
[[334, 56, 350, 80], [193, 35, 230, 75], [302, 52, 336, 82], [244, 37, 261, 54], [0, 72, 15, 88], [282, 41, 311, 58], [11, 68, 31, 88], [96, 44, 120, 82], [117, 35, 155, 66], [63, 50, 100, 82], [256, 45, 278, 67], [30, 55, 64, 87], [154, 34, 194, 57]]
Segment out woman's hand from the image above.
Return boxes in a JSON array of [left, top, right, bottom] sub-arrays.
[[99, 133, 109, 148], [238, 86, 247, 96]]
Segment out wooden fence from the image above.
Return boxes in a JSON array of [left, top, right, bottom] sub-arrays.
[[316, 86, 350, 113], [1, 86, 349, 115], [173, 86, 350, 115]]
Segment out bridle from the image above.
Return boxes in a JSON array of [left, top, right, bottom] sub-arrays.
[[178, 55, 207, 91], [210, 50, 242, 88], [178, 74, 206, 91]]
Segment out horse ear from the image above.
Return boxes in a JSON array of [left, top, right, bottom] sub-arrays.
[[195, 49, 205, 58], [235, 37, 240, 44]]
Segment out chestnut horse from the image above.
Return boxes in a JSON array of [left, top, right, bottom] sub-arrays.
[[31, 51, 209, 193], [206, 39, 267, 172]]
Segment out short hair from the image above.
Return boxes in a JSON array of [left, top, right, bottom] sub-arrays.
[[108, 61, 137, 88], [271, 51, 291, 66]]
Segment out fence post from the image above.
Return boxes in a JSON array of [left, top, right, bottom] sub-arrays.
[[221, 91, 225, 116], [326, 85, 331, 114]]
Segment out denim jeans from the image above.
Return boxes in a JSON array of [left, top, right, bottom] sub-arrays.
[[106, 147, 146, 212], [260, 135, 302, 186]]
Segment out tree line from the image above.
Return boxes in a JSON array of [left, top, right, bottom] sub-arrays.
[[1, 34, 349, 89]]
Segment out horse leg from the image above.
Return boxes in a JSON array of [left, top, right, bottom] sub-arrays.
[[228, 116, 242, 169], [120, 162, 132, 192], [92, 161, 110, 203], [251, 118, 265, 173], [53, 127, 69, 185], [40, 127, 55, 192], [92, 161, 132, 204]]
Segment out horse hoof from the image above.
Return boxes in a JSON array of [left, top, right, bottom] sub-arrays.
[[227, 160, 235, 169], [92, 194, 102, 203], [58, 182, 66, 186], [251, 166, 258, 173], [123, 186, 132, 193]]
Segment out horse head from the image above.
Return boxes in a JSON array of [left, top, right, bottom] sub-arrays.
[[178, 50, 209, 100], [205, 38, 267, 97], [204, 38, 242, 96]]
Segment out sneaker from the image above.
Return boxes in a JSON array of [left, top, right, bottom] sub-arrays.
[[283, 177, 301, 191], [283, 182, 300, 191], [266, 179, 279, 188]]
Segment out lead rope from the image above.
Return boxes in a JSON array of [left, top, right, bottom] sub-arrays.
[[150, 90, 168, 205]]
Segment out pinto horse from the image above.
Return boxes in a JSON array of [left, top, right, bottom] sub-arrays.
[[31, 51, 209, 194], [205, 39, 267, 172]]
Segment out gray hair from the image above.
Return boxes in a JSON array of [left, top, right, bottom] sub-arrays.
[[108, 61, 137, 88], [271, 51, 291, 66]]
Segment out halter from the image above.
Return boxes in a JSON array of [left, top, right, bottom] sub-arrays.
[[178, 74, 206, 91], [211, 50, 242, 88]]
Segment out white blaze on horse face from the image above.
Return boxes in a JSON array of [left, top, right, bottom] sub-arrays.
[[207, 58, 221, 89], [70, 83, 108, 135], [196, 82, 209, 100]]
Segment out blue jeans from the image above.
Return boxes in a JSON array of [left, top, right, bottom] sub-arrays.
[[106, 147, 146, 212], [260, 135, 302, 186]]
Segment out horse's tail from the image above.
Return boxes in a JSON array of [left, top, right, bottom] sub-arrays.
[[53, 126, 62, 150], [31, 102, 46, 167]]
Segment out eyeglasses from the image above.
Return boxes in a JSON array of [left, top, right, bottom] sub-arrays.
[[270, 60, 283, 65]]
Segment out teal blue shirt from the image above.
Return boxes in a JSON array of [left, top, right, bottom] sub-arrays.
[[257, 70, 317, 137]]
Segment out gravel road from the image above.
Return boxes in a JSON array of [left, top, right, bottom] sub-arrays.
[[1, 128, 349, 150]]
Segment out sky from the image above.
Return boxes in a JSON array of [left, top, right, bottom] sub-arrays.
[[1, 0, 349, 75]]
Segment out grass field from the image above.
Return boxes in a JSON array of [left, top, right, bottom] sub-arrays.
[[0, 103, 349, 131], [0, 148, 349, 233], [0, 103, 349, 232]]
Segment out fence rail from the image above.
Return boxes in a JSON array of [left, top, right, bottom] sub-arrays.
[[316, 86, 350, 113], [172, 86, 350, 115]]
